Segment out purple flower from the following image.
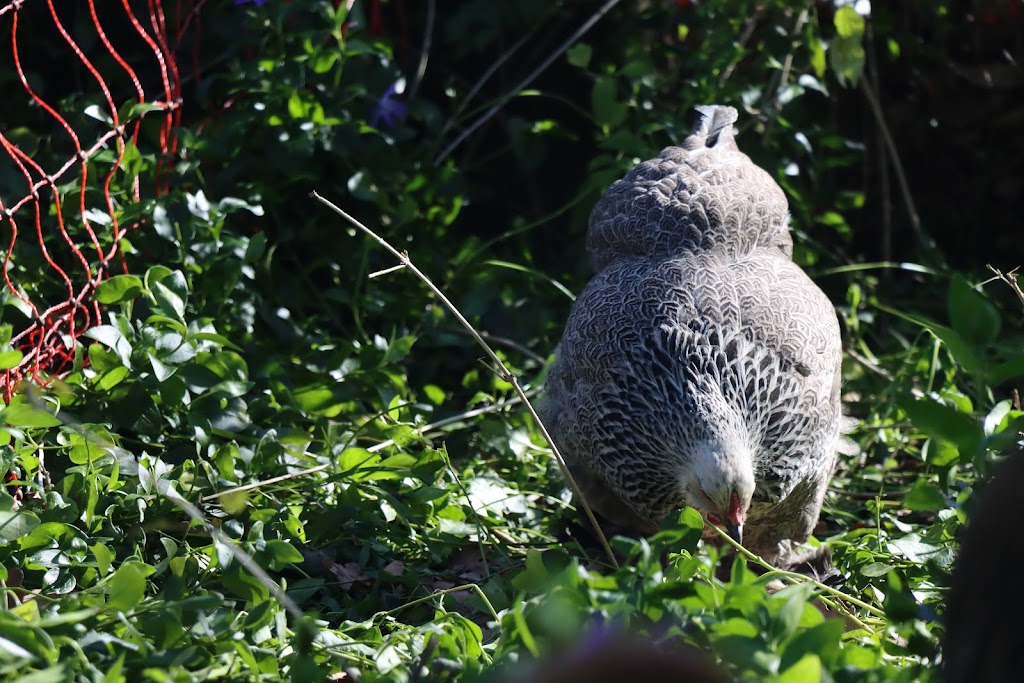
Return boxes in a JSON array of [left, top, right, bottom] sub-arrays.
[[371, 83, 407, 129], [234, 0, 269, 5]]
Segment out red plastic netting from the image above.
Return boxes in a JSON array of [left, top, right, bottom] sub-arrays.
[[0, 0, 186, 401]]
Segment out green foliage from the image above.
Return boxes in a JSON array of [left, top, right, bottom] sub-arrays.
[[0, 0, 1021, 681]]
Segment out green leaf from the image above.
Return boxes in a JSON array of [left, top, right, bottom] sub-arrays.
[[85, 325, 134, 368], [988, 354, 1024, 385], [292, 384, 348, 417], [781, 619, 843, 670], [897, 394, 983, 455], [221, 566, 270, 604], [92, 543, 114, 576], [591, 77, 627, 130], [566, 43, 592, 68], [146, 268, 189, 321], [152, 280, 185, 320], [336, 448, 379, 474], [106, 561, 153, 612], [0, 349, 23, 370], [860, 562, 893, 578], [829, 36, 865, 87], [2, 401, 63, 428], [882, 571, 919, 622], [95, 275, 145, 304], [810, 38, 826, 78], [777, 654, 822, 683], [288, 92, 307, 119], [423, 384, 446, 405], [774, 583, 813, 639], [381, 336, 416, 366], [148, 353, 176, 382], [120, 101, 168, 120], [834, 7, 865, 38], [264, 540, 303, 570], [96, 366, 131, 392], [0, 510, 41, 544], [923, 438, 960, 467], [948, 274, 1000, 346], [904, 480, 946, 511], [0, 635, 33, 661], [244, 232, 267, 263], [887, 538, 945, 564]]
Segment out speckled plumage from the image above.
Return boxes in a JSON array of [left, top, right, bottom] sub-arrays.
[[543, 105, 845, 565]]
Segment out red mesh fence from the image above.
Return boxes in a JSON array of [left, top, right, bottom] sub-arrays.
[[0, 0, 186, 401]]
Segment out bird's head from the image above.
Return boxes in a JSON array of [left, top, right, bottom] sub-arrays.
[[681, 440, 755, 545]]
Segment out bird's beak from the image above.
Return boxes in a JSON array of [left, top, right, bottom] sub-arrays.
[[726, 523, 743, 545]]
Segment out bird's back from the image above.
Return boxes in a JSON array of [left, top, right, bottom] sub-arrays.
[[586, 107, 792, 272]]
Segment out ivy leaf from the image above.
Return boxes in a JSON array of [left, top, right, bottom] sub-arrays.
[[2, 401, 63, 428], [897, 394, 983, 456], [566, 43, 592, 68], [829, 36, 865, 87], [85, 325, 134, 369], [0, 510, 41, 544], [834, 7, 865, 38], [591, 77, 627, 131], [810, 39, 827, 79], [0, 350, 23, 370], [904, 480, 947, 511], [107, 561, 154, 612], [778, 654, 822, 683], [95, 275, 145, 304]]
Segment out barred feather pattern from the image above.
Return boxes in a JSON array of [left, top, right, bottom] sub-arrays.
[[543, 105, 844, 565]]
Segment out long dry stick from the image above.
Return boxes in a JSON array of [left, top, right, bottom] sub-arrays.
[[436, 28, 534, 141], [311, 190, 619, 569], [986, 265, 1024, 309], [433, 0, 624, 166], [860, 78, 933, 254]]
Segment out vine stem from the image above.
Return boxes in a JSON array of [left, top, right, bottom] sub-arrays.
[[311, 190, 619, 569], [710, 525, 886, 621], [201, 390, 539, 502]]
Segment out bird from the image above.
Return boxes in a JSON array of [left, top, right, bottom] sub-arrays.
[[541, 105, 848, 567], [943, 452, 1024, 682]]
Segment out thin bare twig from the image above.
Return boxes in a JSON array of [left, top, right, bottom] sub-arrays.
[[718, 8, 765, 87], [864, 17, 893, 262], [433, 0, 625, 166], [368, 263, 406, 279], [405, 0, 435, 104], [450, 328, 548, 366], [311, 190, 619, 569], [437, 29, 534, 140], [847, 348, 924, 398], [987, 265, 1024, 308], [761, 5, 810, 141], [860, 78, 933, 253], [158, 481, 308, 623]]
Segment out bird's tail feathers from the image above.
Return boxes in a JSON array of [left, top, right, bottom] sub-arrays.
[[687, 105, 739, 150]]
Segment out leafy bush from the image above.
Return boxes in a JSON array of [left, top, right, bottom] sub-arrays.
[[1, 0, 1022, 680]]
